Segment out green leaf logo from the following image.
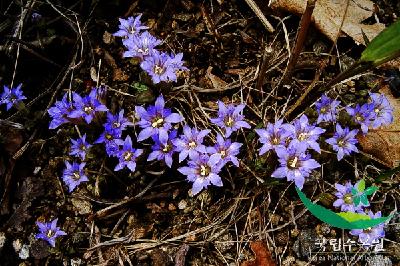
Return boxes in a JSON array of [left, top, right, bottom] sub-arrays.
[[296, 187, 391, 229]]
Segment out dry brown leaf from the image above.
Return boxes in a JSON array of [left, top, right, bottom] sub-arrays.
[[270, 0, 385, 45], [358, 86, 400, 168], [241, 241, 276, 266]]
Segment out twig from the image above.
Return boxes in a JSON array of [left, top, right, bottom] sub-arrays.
[[284, 0, 351, 118], [255, 45, 274, 94], [243, 0, 274, 33], [280, 0, 316, 85]]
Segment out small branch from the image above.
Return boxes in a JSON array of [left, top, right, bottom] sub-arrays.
[[243, 0, 274, 33], [255, 45, 274, 95], [281, 0, 316, 85]]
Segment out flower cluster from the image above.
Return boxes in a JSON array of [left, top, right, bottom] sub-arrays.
[[114, 15, 188, 84], [0, 84, 26, 110], [134, 96, 249, 195], [35, 218, 67, 247], [256, 114, 323, 189], [333, 180, 385, 246], [345, 92, 393, 134], [48, 87, 108, 129]]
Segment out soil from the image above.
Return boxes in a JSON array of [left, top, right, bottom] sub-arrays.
[[0, 0, 399, 265]]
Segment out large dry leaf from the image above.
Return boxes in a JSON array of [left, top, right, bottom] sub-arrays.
[[270, 0, 385, 45], [358, 86, 400, 168], [241, 241, 276, 266]]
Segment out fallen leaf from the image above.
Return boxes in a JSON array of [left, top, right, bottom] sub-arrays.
[[358, 85, 400, 168], [206, 66, 228, 90], [241, 241, 276, 266], [270, 0, 385, 45]]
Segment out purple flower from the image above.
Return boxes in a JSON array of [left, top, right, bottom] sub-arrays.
[[172, 125, 210, 162], [61, 161, 89, 192], [272, 144, 320, 189], [315, 95, 340, 124], [255, 119, 293, 155], [70, 134, 92, 160], [168, 53, 188, 71], [210, 101, 251, 137], [68, 89, 108, 124], [114, 136, 143, 172], [1, 84, 27, 110], [369, 92, 393, 128], [350, 211, 385, 246], [346, 104, 374, 134], [325, 124, 359, 161], [104, 110, 134, 132], [113, 15, 148, 38], [135, 94, 184, 141], [123, 31, 162, 60], [95, 126, 122, 157], [333, 181, 367, 212], [35, 218, 67, 247], [48, 93, 74, 129], [207, 134, 242, 167], [148, 130, 178, 168], [289, 114, 326, 153], [178, 153, 223, 195], [140, 50, 177, 83]]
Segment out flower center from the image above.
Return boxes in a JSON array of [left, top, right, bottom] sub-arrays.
[[271, 136, 280, 145], [337, 139, 345, 147], [105, 133, 113, 140], [84, 106, 93, 114], [113, 122, 121, 128], [298, 132, 308, 141], [154, 65, 165, 75], [343, 193, 353, 204], [320, 106, 327, 114], [220, 150, 226, 158], [138, 48, 149, 55], [363, 227, 373, 234], [224, 116, 234, 127], [124, 151, 133, 161], [47, 230, 55, 238], [80, 144, 86, 151], [200, 164, 210, 177], [128, 26, 136, 35], [287, 156, 300, 169], [355, 114, 364, 121], [188, 141, 197, 148], [72, 171, 81, 181], [162, 144, 171, 152], [151, 117, 164, 128], [374, 108, 380, 114]]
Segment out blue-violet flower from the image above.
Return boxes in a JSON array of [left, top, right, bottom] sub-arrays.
[[210, 101, 251, 137], [70, 134, 92, 160], [1, 84, 27, 111], [114, 136, 143, 172], [172, 125, 210, 162], [135, 94, 184, 141], [272, 144, 320, 189], [178, 153, 223, 195], [325, 124, 359, 161], [35, 218, 67, 247], [315, 95, 340, 124], [61, 161, 89, 192]]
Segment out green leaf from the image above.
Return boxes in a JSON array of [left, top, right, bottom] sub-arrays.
[[360, 195, 369, 206], [351, 188, 358, 196], [364, 186, 378, 196], [296, 187, 392, 229], [357, 179, 366, 192], [361, 20, 400, 66], [354, 196, 361, 206], [337, 212, 371, 222]]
